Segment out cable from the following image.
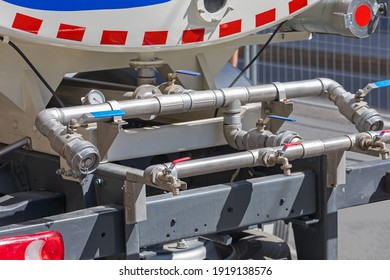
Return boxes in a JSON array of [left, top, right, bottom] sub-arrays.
[[228, 21, 285, 88], [213, 22, 285, 118], [0, 35, 65, 107]]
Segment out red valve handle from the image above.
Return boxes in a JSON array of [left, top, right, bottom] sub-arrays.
[[281, 142, 302, 153], [171, 157, 191, 167], [379, 130, 390, 138]]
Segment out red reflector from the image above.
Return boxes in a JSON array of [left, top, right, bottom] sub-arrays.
[[256, 9, 276, 27], [101, 30, 128, 45], [0, 231, 64, 260], [182, 28, 205, 44], [143, 31, 168, 45], [355, 4, 372, 27], [57, 24, 86, 42], [289, 0, 308, 14], [12, 13, 43, 35], [219, 19, 242, 38]]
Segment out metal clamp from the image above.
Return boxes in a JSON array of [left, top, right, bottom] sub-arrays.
[[272, 82, 287, 101]]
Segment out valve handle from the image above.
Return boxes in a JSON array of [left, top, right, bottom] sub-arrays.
[[268, 115, 296, 123], [378, 130, 390, 139], [170, 157, 191, 169], [176, 70, 201, 77], [262, 115, 296, 126], [281, 142, 302, 153], [358, 79, 390, 97]]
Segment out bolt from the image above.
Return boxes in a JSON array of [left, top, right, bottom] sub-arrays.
[[56, 168, 65, 175], [95, 178, 104, 187], [176, 239, 188, 249], [198, 9, 205, 13]]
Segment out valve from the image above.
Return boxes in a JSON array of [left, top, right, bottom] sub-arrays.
[[160, 70, 201, 95], [167, 70, 201, 83], [279, 142, 302, 155], [331, 80, 384, 132], [175, 70, 202, 77], [147, 157, 191, 195], [256, 115, 296, 132], [360, 130, 390, 159], [168, 157, 191, 170], [373, 129, 390, 141], [356, 79, 390, 101], [266, 142, 302, 176]]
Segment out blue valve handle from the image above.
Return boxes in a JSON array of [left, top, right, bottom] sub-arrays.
[[176, 70, 201, 77], [374, 80, 390, 88], [360, 79, 390, 96], [268, 115, 296, 123]]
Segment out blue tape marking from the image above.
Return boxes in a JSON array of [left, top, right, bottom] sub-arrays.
[[3, 0, 171, 11], [91, 110, 125, 119], [268, 115, 296, 122], [374, 80, 390, 88], [176, 70, 202, 77]]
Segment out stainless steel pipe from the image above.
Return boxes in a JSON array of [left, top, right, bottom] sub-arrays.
[[144, 132, 390, 184], [35, 78, 384, 174]]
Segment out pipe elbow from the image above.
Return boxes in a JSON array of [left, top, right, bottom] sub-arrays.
[[223, 124, 246, 150], [35, 108, 101, 174], [35, 108, 63, 137], [317, 78, 344, 97]]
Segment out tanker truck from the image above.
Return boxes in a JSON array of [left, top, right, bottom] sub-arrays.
[[0, 0, 389, 260]]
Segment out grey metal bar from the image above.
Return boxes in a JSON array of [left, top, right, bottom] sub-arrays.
[[0, 172, 317, 258], [0, 137, 30, 157], [293, 156, 339, 260], [139, 172, 317, 247], [338, 160, 390, 209], [96, 162, 144, 183]]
